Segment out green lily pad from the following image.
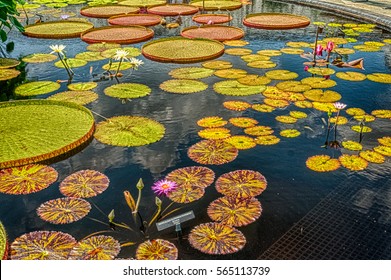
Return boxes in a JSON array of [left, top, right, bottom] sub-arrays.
[[265, 70, 298, 80], [23, 21, 94, 39], [214, 69, 247, 79], [333, 48, 355, 55], [280, 48, 304, 55], [101, 47, 141, 58], [104, 83, 151, 99], [86, 42, 121, 52], [301, 77, 337, 88], [54, 58, 87, 68], [22, 53, 57, 63], [276, 81, 312, 92], [47, 91, 98, 105], [307, 67, 336, 76], [0, 69, 21, 81], [75, 51, 106, 61], [169, 67, 214, 79], [303, 89, 341, 102], [213, 80, 266, 96], [202, 60, 232, 70], [224, 48, 252, 56], [238, 75, 271, 86], [0, 58, 20, 69], [102, 62, 133, 71], [247, 60, 277, 69], [68, 82, 97, 91], [160, 79, 208, 94], [286, 41, 311, 48], [15, 81, 60, 97], [257, 49, 282, 56], [94, 116, 165, 147], [240, 54, 270, 62], [353, 45, 381, 52]]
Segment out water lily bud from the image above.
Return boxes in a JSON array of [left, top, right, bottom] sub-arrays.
[[124, 191, 136, 212], [108, 209, 115, 223], [136, 178, 144, 190], [155, 197, 162, 207]]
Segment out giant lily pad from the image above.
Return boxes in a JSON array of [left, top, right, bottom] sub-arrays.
[[15, 81, 60, 97], [224, 136, 256, 150], [142, 37, 224, 63], [10, 231, 77, 260], [306, 155, 340, 172], [60, 170, 110, 198], [119, 0, 166, 7], [68, 235, 120, 260], [0, 164, 58, 195], [48, 91, 98, 106], [0, 222, 7, 260], [181, 25, 244, 42], [190, 0, 242, 11], [188, 222, 246, 255], [215, 170, 267, 197], [339, 154, 368, 171], [159, 79, 208, 94], [213, 80, 265, 96], [166, 166, 215, 189], [303, 89, 341, 102], [0, 69, 21, 81], [169, 67, 214, 79], [109, 13, 162, 27], [37, 197, 91, 224], [0, 100, 95, 169], [187, 139, 238, 165], [198, 127, 231, 139], [359, 150, 385, 164], [80, 5, 139, 18], [23, 21, 94, 39], [243, 13, 310, 29], [81, 26, 154, 44], [197, 116, 227, 128], [104, 83, 151, 99], [208, 196, 262, 227], [193, 14, 233, 25], [148, 4, 199, 16], [94, 116, 165, 147], [136, 239, 178, 260]]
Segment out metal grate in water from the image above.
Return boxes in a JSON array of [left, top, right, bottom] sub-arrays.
[[260, 176, 391, 259]]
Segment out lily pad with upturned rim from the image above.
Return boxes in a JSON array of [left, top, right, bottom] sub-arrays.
[[119, 0, 166, 7], [0, 69, 21, 81], [10, 231, 77, 260], [188, 222, 246, 255], [243, 13, 310, 30], [59, 170, 110, 198], [197, 116, 227, 128], [159, 79, 208, 94], [108, 14, 162, 27], [80, 5, 140, 18], [193, 14, 233, 25], [68, 235, 121, 260], [0, 164, 58, 195], [81, 26, 154, 44], [22, 53, 57, 63], [104, 83, 151, 99], [23, 21, 94, 39], [136, 239, 178, 260], [14, 81, 60, 97], [190, 0, 242, 11], [147, 4, 199, 16], [94, 116, 165, 147], [187, 139, 238, 165], [306, 155, 340, 172]]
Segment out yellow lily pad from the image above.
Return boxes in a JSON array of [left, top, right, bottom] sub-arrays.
[[251, 104, 275, 113], [265, 69, 298, 80], [224, 48, 252, 56], [214, 69, 247, 79], [255, 135, 280, 145], [367, 73, 391, 84], [237, 75, 271, 86], [339, 154, 368, 171], [275, 115, 297, 124], [247, 60, 277, 69], [351, 125, 372, 133], [257, 49, 282, 56], [359, 150, 385, 164], [336, 72, 366, 82], [280, 48, 304, 54], [301, 77, 337, 89], [341, 140, 363, 151], [280, 129, 300, 137], [276, 81, 312, 92], [304, 89, 341, 102], [307, 67, 336, 76], [202, 60, 232, 70], [373, 145, 391, 157]]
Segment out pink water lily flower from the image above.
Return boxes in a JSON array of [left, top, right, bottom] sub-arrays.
[[151, 179, 178, 196], [326, 41, 335, 52], [315, 44, 323, 56], [304, 65, 309, 71]]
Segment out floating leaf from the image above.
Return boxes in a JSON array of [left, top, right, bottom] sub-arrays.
[[159, 79, 208, 94], [346, 107, 365, 116], [100, 47, 141, 58], [22, 53, 57, 63], [229, 117, 258, 128], [371, 109, 391, 118], [216, 170, 267, 197], [336, 72, 366, 82], [119, 0, 166, 7], [198, 127, 231, 139], [367, 73, 391, 84], [68, 235, 120, 260], [213, 80, 265, 96], [264, 98, 290, 108], [304, 89, 341, 102], [294, 100, 313, 108], [280, 129, 300, 137], [301, 77, 336, 89], [384, 39, 391, 44], [48, 91, 98, 105], [373, 146, 391, 157], [102, 61, 133, 71], [247, 60, 277, 69], [353, 45, 381, 52], [286, 41, 311, 48], [15, 81, 60, 97], [10, 231, 76, 260], [0, 69, 21, 81], [351, 125, 372, 133], [312, 102, 338, 113], [104, 83, 151, 99], [136, 239, 178, 260], [94, 116, 165, 147], [224, 135, 256, 150], [240, 54, 271, 62], [0, 222, 7, 259], [214, 69, 247, 79], [340, 141, 363, 152], [237, 75, 271, 86], [265, 69, 298, 80], [224, 48, 252, 56], [275, 115, 297, 124], [359, 150, 385, 164], [285, 92, 306, 102], [339, 154, 368, 171], [169, 67, 214, 79], [323, 37, 348, 45], [87, 42, 121, 52], [289, 111, 307, 119], [243, 13, 310, 30], [333, 48, 355, 55], [81, 26, 154, 44], [202, 60, 232, 69], [255, 135, 280, 145], [223, 40, 248, 47], [223, 101, 251, 111], [251, 104, 275, 112], [166, 166, 215, 189], [181, 25, 245, 42], [68, 82, 97, 91], [257, 49, 282, 56], [60, 170, 110, 198], [280, 47, 304, 54], [0, 164, 58, 195], [262, 86, 289, 99], [75, 51, 106, 61], [167, 184, 205, 204], [207, 196, 262, 227], [244, 126, 274, 136], [23, 21, 93, 39], [306, 155, 340, 172], [276, 80, 312, 92], [54, 58, 87, 69], [197, 116, 227, 128], [0, 58, 20, 69], [188, 222, 246, 255], [307, 67, 336, 76], [37, 197, 91, 224], [353, 114, 376, 122], [187, 139, 238, 165], [378, 136, 391, 147], [329, 116, 348, 125], [80, 4, 139, 18]]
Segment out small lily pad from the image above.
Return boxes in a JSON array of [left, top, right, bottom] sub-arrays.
[[373, 146, 391, 157], [351, 125, 372, 133], [68, 82, 97, 91], [304, 89, 341, 102], [104, 83, 151, 99], [339, 154, 368, 171], [240, 54, 271, 62], [22, 53, 57, 63], [75, 51, 106, 61], [54, 58, 87, 68], [280, 129, 300, 138], [15, 81, 60, 97], [251, 104, 275, 112], [0, 69, 21, 81], [366, 73, 391, 84], [222, 101, 251, 111], [301, 77, 337, 88], [342, 140, 363, 151], [238, 75, 271, 86], [213, 80, 265, 96], [169, 67, 214, 79], [359, 150, 385, 164], [224, 48, 252, 56], [0, 58, 21, 69], [247, 60, 277, 69], [202, 60, 232, 69], [371, 109, 391, 118], [255, 135, 280, 145], [336, 72, 366, 82], [346, 107, 366, 116], [280, 47, 304, 54], [307, 67, 336, 76], [160, 79, 208, 94], [229, 117, 258, 128], [197, 116, 227, 128], [198, 128, 231, 140], [244, 126, 274, 136], [214, 69, 247, 79], [224, 135, 256, 150], [264, 98, 290, 108], [306, 155, 340, 172], [257, 49, 282, 56], [276, 80, 312, 92], [265, 69, 298, 80], [275, 115, 297, 124], [48, 91, 98, 105], [86, 42, 121, 52]]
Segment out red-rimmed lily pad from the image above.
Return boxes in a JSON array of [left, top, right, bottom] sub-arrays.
[[191, 0, 242, 11], [224, 135, 256, 150], [187, 139, 238, 165], [136, 239, 178, 260], [0, 164, 58, 195], [243, 13, 310, 30], [59, 170, 110, 198], [229, 117, 258, 128], [198, 127, 231, 139], [81, 26, 154, 44], [197, 116, 227, 128], [68, 235, 121, 260], [255, 135, 280, 145], [359, 150, 385, 164], [147, 4, 199, 16], [188, 222, 246, 255], [193, 14, 233, 25], [215, 170, 267, 197], [10, 231, 77, 260], [108, 14, 162, 27], [207, 196, 262, 227], [339, 154, 368, 171], [37, 197, 91, 224], [306, 155, 340, 172], [23, 21, 94, 39], [181, 25, 244, 42], [80, 5, 140, 18], [166, 166, 215, 189]]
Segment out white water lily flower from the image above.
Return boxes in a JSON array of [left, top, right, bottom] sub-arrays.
[[333, 102, 347, 110], [129, 58, 144, 70], [113, 49, 129, 61], [49, 44, 66, 55]]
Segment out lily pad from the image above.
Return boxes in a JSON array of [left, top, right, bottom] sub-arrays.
[[312, 102, 337, 113], [224, 48, 252, 56], [264, 98, 290, 108], [346, 107, 366, 116], [197, 116, 227, 128], [75, 51, 106, 61], [286, 41, 311, 48], [86, 42, 121, 52], [294, 100, 313, 108], [94, 116, 165, 147], [307, 67, 336, 76], [48, 91, 98, 105], [0, 58, 20, 69], [187, 139, 238, 165], [160, 79, 208, 94], [306, 155, 340, 172], [351, 125, 372, 133], [23, 21, 94, 39], [303, 89, 341, 103], [339, 154, 368, 171], [81, 26, 154, 44], [373, 146, 391, 157], [257, 49, 282, 56], [353, 114, 376, 122], [54, 58, 87, 68], [289, 111, 307, 119], [169, 67, 214, 79], [102, 61, 133, 71], [265, 69, 298, 80], [241, 54, 271, 62], [280, 47, 304, 55], [22, 53, 57, 63], [100, 47, 141, 58], [223, 40, 248, 47], [330, 116, 348, 125], [238, 75, 271, 86], [188, 222, 246, 255], [60, 170, 110, 198], [198, 127, 231, 139], [280, 129, 300, 137], [262, 86, 289, 100], [353, 45, 381, 52], [0, 164, 58, 195], [80, 5, 140, 18], [244, 126, 274, 136], [136, 239, 178, 260], [359, 150, 385, 164], [371, 109, 391, 119], [119, 0, 166, 7], [229, 117, 258, 128], [336, 72, 366, 82], [247, 60, 277, 69], [181, 25, 245, 42], [0, 222, 7, 260], [255, 135, 280, 145], [190, 0, 243, 11], [223, 100, 251, 111], [104, 83, 151, 99], [214, 69, 247, 79], [378, 136, 391, 147], [68, 82, 97, 91], [251, 104, 275, 112], [243, 13, 310, 30], [366, 73, 391, 84], [301, 77, 337, 89], [213, 80, 265, 96], [0, 69, 21, 81], [333, 48, 355, 55], [224, 136, 256, 150], [276, 80, 312, 92], [202, 60, 232, 69], [68, 235, 120, 260], [342, 141, 363, 151], [166, 166, 215, 189], [167, 184, 205, 204], [14, 81, 60, 97], [275, 115, 297, 124]]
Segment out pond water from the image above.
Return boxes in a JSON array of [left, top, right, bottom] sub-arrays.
[[1, 0, 391, 259]]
